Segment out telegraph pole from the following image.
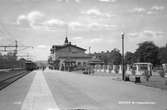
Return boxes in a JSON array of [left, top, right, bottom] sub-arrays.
[[121, 32, 125, 80], [0, 40, 33, 56]]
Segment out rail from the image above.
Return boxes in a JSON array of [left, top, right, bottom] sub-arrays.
[[0, 71, 29, 91], [0, 68, 24, 72]]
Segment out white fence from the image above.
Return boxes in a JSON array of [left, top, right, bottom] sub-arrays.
[[94, 65, 125, 74]]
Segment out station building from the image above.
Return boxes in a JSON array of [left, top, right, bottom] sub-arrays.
[[49, 37, 92, 70]]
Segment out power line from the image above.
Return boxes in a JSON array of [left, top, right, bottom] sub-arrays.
[[0, 40, 33, 56], [0, 21, 33, 55]]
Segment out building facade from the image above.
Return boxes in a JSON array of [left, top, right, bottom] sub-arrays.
[[49, 37, 92, 71]]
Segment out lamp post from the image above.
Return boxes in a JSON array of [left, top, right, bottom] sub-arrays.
[[121, 32, 125, 80], [89, 46, 91, 54]]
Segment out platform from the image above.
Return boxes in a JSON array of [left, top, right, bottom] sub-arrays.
[[0, 69, 167, 110]]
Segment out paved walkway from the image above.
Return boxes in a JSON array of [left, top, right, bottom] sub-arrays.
[[21, 71, 59, 110]]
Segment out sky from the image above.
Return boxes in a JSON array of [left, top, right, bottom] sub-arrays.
[[0, 0, 167, 61]]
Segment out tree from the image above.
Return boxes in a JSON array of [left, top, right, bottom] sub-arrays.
[[158, 44, 167, 64], [125, 51, 136, 65], [97, 51, 109, 65], [92, 49, 121, 65], [0, 52, 25, 69], [110, 48, 122, 65], [135, 41, 159, 65]]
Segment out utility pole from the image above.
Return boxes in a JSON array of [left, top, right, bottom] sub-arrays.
[[121, 32, 125, 81], [0, 40, 33, 56]]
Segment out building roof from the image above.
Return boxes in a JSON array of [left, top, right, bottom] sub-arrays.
[[50, 37, 86, 52], [51, 43, 86, 51]]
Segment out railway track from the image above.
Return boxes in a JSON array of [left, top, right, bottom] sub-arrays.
[[0, 71, 29, 91]]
